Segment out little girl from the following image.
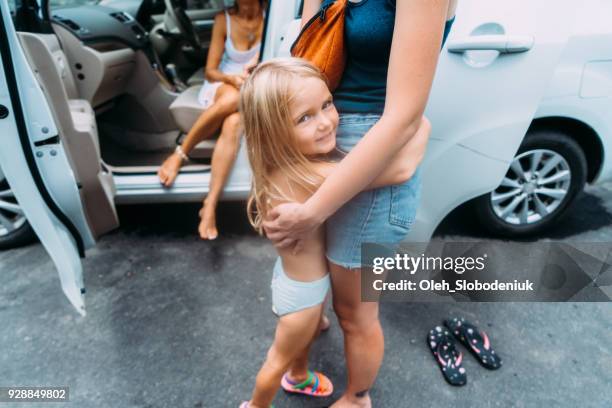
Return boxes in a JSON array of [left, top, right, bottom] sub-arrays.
[[239, 58, 430, 408]]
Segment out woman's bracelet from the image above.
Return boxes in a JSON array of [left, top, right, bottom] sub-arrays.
[[175, 145, 191, 162]]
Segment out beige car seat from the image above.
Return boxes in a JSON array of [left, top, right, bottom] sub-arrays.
[[169, 85, 204, 134], [187, 69, 206, 86]]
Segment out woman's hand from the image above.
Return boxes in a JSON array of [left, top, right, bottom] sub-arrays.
[[262, 201, 324, 251], [226, 74, 247, 89], [243, 52, 260, 76]]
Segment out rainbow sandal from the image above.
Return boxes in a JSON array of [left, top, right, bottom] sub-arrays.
[[445, 317, 502, 370], [281, 370, 334, 397]]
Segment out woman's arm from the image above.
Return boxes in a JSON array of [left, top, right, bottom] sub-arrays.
[[367, 115, 431, 189], [448, 0, 458, 20], [302, 0, 323, 27], [264, 0, 449, 248], [205, 12, 245, 87], [313, 116, 431, 189], [304, 0, 449, 217]]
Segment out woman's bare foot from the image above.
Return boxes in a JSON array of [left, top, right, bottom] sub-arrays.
[[198, 200, 219, 240], [158, 152, 183, 187], [319, 314, 330, 332]]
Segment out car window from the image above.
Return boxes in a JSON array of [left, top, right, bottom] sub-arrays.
[[8, 0, 21, 14], [8, 0, 21, 24], [186, 0, 223, 10], [50, 0, 98, 9]]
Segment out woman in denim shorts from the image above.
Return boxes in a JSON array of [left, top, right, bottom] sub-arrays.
[[264, 0, 457, 406], [326, 113, 422, 269]]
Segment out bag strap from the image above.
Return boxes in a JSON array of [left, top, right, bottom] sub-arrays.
[[319, 0, 345, 20]]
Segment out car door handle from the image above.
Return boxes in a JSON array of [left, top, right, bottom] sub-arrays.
[[447, 35, 534, 54]]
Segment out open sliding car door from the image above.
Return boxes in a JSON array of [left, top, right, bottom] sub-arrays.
[[0, 0, 119, 315]]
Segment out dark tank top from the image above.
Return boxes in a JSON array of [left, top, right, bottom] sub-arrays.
[[334, 0, 455, 114]]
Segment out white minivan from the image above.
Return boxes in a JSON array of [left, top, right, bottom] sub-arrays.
[[1, 0, 608, 314]]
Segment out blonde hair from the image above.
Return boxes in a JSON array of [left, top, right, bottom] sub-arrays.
[[240, 57, 329, 234]]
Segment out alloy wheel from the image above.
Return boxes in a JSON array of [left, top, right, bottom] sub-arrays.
[[490, 149, 571, 225], [0, 182, 27, 237]]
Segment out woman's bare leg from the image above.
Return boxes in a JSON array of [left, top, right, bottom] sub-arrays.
[[158, 84, 240, 186], [329, 262, 382, 408], [198, 112, 242, 240]]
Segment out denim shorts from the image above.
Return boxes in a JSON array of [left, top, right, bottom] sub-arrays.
[[325, 113, 422, 269]]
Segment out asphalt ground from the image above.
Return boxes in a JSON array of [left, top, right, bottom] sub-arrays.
[[1, 183, 612, 407]]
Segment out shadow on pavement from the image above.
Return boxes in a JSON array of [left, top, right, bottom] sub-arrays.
[[434, 189, 612, 240], [116, 201, 258, 239]]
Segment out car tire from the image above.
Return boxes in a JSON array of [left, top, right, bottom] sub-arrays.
[[473, 129, 587, 237], [0, 179, 36, 250]]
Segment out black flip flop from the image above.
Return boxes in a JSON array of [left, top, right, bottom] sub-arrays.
[[444, 317, 502, 370], [427, 326, 467, 386]]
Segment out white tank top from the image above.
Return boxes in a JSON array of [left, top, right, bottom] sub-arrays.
[[196, 10, 262, 107], [218, 10, 261, 75]]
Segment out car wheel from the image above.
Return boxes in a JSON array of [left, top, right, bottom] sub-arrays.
[[0, 178, 36, 249], [473, 129, 587, 237]]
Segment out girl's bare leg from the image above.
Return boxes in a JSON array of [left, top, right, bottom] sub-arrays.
[[249, 305, 323, 408], [285, 305, 325, 382], [198, 112, 242, 239], [158, 84, 239, 186], [329, 263, 382, 408]]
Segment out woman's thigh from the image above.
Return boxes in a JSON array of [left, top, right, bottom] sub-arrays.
[[212, 84, 240, 112], [325, 113, 422, 270]]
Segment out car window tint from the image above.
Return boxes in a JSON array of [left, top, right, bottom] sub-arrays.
[[8, 0, 20, 24]]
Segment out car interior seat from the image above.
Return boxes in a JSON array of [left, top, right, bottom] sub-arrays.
[[169, 85, 204, 134], [17, 32, 118, 237]]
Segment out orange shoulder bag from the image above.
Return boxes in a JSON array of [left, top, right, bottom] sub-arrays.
[[290, 0, 347, 91]]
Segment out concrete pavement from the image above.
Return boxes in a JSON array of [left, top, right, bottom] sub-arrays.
[[1, 184, 612, 407]]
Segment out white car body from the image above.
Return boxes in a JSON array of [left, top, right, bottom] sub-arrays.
[[535, 0, 612, 183], [2, 0, 606, 314]]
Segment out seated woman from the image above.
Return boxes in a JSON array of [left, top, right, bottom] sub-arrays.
[[158, 0, 265, 240]]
